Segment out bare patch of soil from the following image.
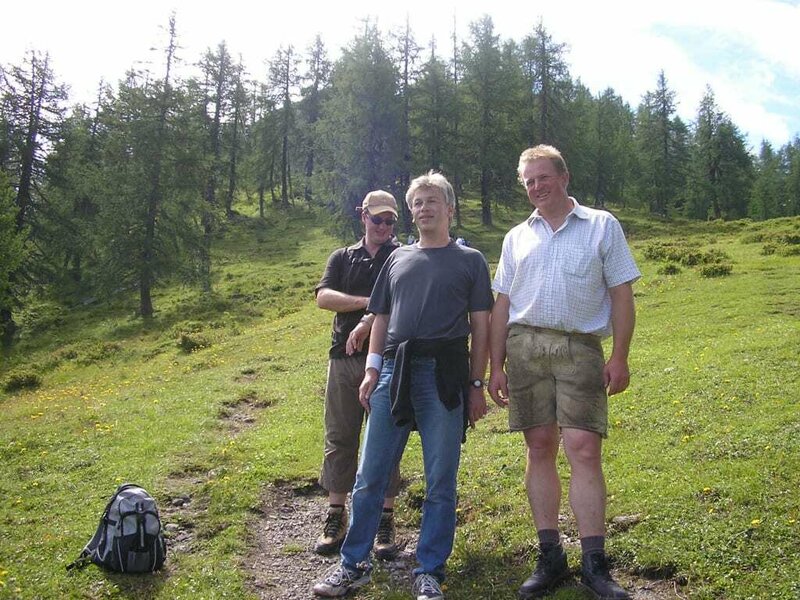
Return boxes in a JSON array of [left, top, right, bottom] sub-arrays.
[[245, 480, 421, 599], [217, 387, 273, 433], [244, 481, 687, 599]]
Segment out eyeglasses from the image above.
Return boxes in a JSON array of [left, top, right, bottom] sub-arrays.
[[367, 214, 397, 226]]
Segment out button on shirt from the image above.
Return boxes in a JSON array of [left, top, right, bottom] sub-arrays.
[[492, 198, 640, 338]]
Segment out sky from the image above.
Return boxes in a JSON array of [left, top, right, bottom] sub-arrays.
[[2, 0, 799, 150]]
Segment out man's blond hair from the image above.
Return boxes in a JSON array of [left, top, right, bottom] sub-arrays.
[[518, 145, 569, 182]]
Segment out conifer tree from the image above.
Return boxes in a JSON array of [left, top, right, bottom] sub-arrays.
[[461, 15, 517, 225], [635, 71, 688, 216], [317, 22, 401, 229], [298, 35, 330, 205], [268, 45, 300, 208]]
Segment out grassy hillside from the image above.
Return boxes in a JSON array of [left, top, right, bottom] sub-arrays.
[[1, 198, 798, 599]]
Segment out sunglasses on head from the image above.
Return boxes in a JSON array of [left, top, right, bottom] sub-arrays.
[[367, 214, 397, 226]]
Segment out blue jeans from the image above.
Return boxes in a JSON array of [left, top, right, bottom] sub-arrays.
[[340, 358, 464, 581]]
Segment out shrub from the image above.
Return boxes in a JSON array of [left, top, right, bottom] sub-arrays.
[[168, 321, 205, 338], [699, 263, 733, 278], [2, 368, 42, 393], [178, 333, 210, 353], [17, 302, 67, 337], [642, 242, 728, 266], [779, 233, 800, 245], [50, 340, 122, 366], [740, 232, 764, 244], [761, 243, 777, 255], [657, 263, 682, 275]]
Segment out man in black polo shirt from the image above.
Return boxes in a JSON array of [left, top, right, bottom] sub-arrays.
[[313, 190, 402, 557]]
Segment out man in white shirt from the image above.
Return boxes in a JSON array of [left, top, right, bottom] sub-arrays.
[[488, 145, 640, 600]]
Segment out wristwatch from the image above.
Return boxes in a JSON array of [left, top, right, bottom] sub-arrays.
[[470, 378, 484, 389]]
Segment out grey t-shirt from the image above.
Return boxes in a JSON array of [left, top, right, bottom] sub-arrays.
[[368, 242, 494, 351]]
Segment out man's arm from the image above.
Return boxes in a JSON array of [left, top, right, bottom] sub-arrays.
[[345, 313, 374, 355], [487, 293, 510, 407], [604, 282, 635, 395], [467, 310, 490, 426], [358, 313, 389, 411], [316, 287, 370, 313]]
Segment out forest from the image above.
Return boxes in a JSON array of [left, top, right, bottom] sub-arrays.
[[2, 14, 800, 346]]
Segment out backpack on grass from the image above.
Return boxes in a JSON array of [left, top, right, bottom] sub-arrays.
[[67, 483, 167, 573]]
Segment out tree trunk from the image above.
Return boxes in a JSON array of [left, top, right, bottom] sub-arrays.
[[0, 306, 16, 348], [15, 56, 47, 233], [140, 14, 176, 318], [480, 169, 492, 226], [226, 96, 241, 216], [280, 133, 289, 207]]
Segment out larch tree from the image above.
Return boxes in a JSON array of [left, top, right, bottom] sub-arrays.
[[267, 45, 300, 208], [411, 43, 456, 177], [686, 88, 752, 220], [0, 171, 25, 346], [461, 15, 503, 226], [520, 21, 571, 148], [298, 35, 330, 206], [750, 141, 783, 220], [0, 50, 66, 342], [317, 22, 402, 231], [785, 137, 800, 216], [392, 16, 420, 232], [224, 62, 248, 217], [635, 70, 688, 216], [93, 15, 204, 318], [194, 41, 235, 292]]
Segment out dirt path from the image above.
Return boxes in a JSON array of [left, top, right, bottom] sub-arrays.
[[246, 480, 417, 599], [243, 480, 687, 600]]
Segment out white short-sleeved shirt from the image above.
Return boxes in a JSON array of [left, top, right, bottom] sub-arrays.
[[492, 198, 640, 338]]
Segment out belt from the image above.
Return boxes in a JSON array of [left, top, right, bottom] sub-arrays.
[[509, 323, 600, 344]]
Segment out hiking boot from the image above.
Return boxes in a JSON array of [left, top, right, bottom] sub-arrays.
[[314, 505, 347, 555], [518, 544, 569, 598], [580, 551, 630, 600], [413, 573, 444, 600], [312, 563, 371, 597], [373, 510, 398, 560]]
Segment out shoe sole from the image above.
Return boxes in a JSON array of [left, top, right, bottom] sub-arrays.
[[578, 579, 631, 600], [373, 545, 399, 560], [313, 537, 345, 556], [312, 576, 371, 597], [518, 572, 570, 599]]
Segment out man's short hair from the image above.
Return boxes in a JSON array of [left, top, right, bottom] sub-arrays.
[[518, 145, 569, 181], [405, 171, 455, 210]]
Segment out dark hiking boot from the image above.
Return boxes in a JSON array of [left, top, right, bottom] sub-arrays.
[[580, 551, 631, 600], [373, 510, 398, 560], [518, 544, 569, 598], [314, 505, 347, 555]]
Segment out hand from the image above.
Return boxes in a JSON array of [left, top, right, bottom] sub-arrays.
[[487, 370, 509, 407], [603, 355, 630, 396], [346, 321, 370, 355], [358, 369, 379, 413], [467, 387, 487, 427]]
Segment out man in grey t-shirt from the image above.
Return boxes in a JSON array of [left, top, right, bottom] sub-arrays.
[[314, 172, 493, 600]]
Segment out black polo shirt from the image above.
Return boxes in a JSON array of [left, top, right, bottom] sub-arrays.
[[315, 238, 399, 359]]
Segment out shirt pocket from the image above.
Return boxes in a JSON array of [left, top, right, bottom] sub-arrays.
[[563, 247, 593, 278]]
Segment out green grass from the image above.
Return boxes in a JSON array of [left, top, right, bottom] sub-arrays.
[[1, 198, 799, 599]]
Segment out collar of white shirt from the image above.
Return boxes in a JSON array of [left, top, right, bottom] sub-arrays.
[[526, 197, 589, 227]]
